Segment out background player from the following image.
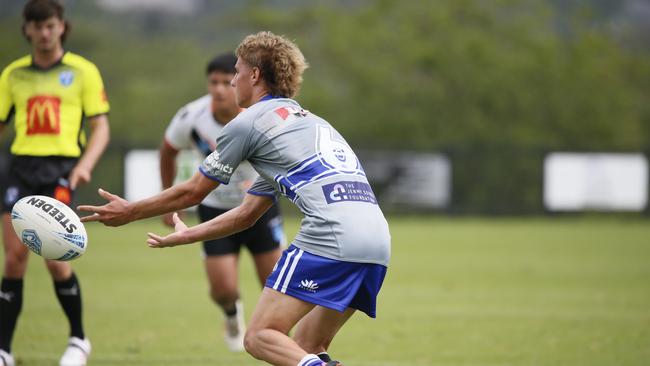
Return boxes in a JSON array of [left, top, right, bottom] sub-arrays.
[[159, 53, 283, 351], [79, 31, 390, 366], [0, 1, 110, 365]]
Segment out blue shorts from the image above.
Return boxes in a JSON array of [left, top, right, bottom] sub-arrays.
[[265, 245, 387, 318]]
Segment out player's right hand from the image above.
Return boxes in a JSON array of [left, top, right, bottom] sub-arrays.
[[77, 188, 133, 227]]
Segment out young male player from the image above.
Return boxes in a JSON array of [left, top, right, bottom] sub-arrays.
[[79, 31, 390, 366], [0, 1, 110, 365], [159, 53, 283, 351]]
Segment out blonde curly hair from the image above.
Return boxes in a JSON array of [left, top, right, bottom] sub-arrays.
[[236, 31, 308, 98]]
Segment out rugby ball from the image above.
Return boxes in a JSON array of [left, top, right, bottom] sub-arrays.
[[10, 195, 87, 261]]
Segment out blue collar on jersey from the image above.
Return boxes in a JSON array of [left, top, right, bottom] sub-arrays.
[[259, 94, 286, 102]]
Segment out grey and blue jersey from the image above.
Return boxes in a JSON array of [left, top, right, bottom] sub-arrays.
[[200, 98, 390, 266]]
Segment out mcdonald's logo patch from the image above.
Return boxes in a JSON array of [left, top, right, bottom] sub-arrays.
[[26, 95, 61, 135]]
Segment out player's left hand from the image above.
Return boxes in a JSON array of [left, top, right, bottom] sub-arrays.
[[69, 164, 92, 190], [147, 213, 189, 248], [77, 188, 132, 226]]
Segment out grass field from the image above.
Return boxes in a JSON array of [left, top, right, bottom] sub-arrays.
[[5, 216, 650, 365]]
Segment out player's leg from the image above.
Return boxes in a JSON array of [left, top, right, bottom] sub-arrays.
[[204, 253, 247, 351], [293, 306, 355, 360], [204, 253, 245, 351], [299, 261, 387, 365], [204, 253, 239, 308], [1, 215, 29, 279], [44, 259, 84, 338], [251, 248, 282, 286], [45, 259, 91, 365], [245, 244, 361, 366], [244, 287, 316, 366], [41, 176, 86, 340], [41, 178, 90, 365], [200, 205, 242, 311], [1, 166, 33, 364], [253, 244, 388, 365], [0, 213, 29, 357], [199, 204, 247, 351], [205, 254, 240, 311]]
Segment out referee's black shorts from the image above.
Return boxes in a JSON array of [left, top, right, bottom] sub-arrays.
[[198, 203, 283, 257], [1, 155, 77, 213]]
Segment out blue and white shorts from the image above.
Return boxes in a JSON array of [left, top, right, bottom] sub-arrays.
[[265, 245, 387, 318]]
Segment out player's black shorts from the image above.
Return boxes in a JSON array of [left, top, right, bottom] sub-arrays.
[[198, 203, 284, 257], [1, 155, 77, 213]]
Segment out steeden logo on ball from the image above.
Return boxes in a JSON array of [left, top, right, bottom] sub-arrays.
[[11, 195, 88, 261]]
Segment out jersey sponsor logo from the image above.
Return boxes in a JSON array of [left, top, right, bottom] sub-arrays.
[[26, 95, 61, 135], [322, 181, 378, 205], [59, 70, 74, 86], [204, 151, 234, 175], [299, 279, 319, 292]]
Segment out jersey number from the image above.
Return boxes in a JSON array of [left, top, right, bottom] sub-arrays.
[[316, 125, 359, 172]]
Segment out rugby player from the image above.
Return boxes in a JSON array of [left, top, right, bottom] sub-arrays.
[[0, 1, 110, 365], [159, 53, 283, 351], [79, 31, 390, 366]]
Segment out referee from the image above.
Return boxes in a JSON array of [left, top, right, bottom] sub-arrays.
[[0, 1, 110, 365]]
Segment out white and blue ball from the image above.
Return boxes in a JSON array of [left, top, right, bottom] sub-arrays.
[[11, 195, 87, 261]]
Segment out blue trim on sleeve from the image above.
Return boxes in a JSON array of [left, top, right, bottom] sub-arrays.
[[198, 166, 229, 185], [247, 190, 278, 203]]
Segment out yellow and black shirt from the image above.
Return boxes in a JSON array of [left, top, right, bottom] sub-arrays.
[[0, 52, 110, 158]]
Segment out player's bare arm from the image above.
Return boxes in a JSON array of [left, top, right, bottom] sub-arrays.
[[78, 171, 218, 226], [146, 193, 274, 248], [159, 138, 182, 226], [69, 114, 110, 189]]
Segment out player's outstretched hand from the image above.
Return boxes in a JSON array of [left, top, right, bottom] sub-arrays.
[[147, 213, 189, 248], [77, 188, 132, 227]]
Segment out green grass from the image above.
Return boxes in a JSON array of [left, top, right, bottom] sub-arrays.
[[5, 216, 650, 365]]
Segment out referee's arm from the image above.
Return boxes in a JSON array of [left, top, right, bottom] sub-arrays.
[[69, 114, 110, 189]]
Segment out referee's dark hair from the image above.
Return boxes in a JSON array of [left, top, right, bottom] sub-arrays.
[[22, 0, 70, 43], [206, 54, 237, 75]]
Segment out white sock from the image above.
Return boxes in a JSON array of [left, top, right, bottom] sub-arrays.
[[298, 353, 323, 366]]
